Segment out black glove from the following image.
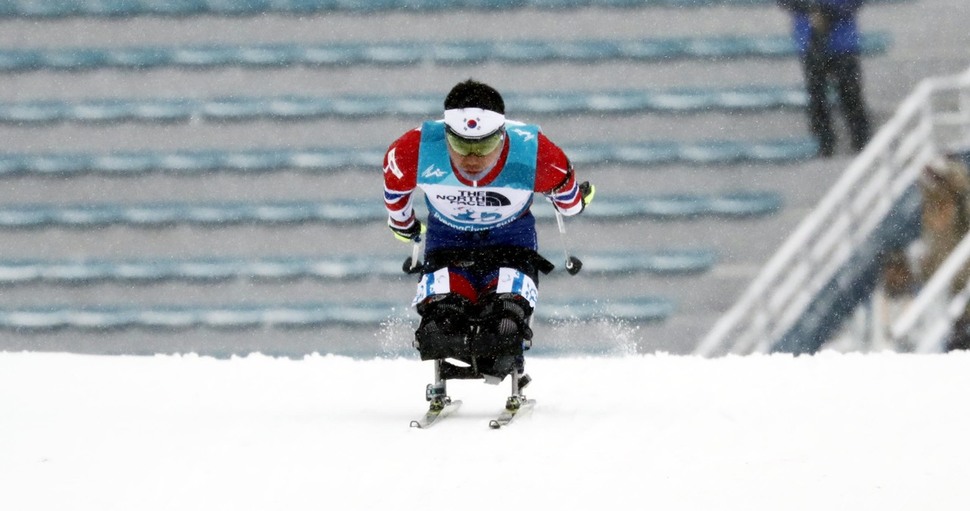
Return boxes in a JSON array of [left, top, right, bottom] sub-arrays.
[[389, 219, 424, 242]]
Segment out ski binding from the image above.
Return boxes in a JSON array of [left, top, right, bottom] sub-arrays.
[[488, 395, 536, 429], [410, 396, 462, 429]]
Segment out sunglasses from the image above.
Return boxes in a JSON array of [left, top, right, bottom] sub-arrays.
[[445, 129, 505, 157]]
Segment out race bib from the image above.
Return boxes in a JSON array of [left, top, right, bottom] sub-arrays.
[[496, 268, 538, 309], [411, 268, 451, 306]]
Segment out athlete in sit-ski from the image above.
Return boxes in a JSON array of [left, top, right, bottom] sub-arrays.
[[383, 79, 594, 386]]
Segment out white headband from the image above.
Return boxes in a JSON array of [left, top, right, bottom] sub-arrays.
[[443, 108, 506, 140]]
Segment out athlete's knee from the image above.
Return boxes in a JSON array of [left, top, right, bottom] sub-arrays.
[[480, 292, 534, 340], [415, 293, 474, 338]]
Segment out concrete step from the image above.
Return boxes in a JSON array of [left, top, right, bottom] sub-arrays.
[[0, 59, 808, 101], [0, 155, 847, 206], [0, 249, 717, 285], [0, 110, 811, 153], [0, 138, 817, 176], [0, 296, 674, 330], [0, 193, 781, 227]]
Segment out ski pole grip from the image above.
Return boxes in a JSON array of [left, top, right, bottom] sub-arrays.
[[403, 235, 423, 274]]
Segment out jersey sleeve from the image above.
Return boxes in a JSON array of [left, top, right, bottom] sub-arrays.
[[534, 133, 584, 216], [383, 128, 421, 230]]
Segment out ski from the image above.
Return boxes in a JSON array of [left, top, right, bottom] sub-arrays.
[[488, 397, 536, 429], [410, 398, 462, 429]]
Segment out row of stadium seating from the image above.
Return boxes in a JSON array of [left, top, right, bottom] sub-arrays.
[[0, 193, 781, 227], [0, 0, 904, 18], [0, 87, 812, 123], [0, 33, 890, 71], [0, 143, 815, 176], [0, 297, 675, 335], [0, 250, 716, 285]]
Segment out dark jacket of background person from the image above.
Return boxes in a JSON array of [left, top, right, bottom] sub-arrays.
[[780, 0, 864, 54]]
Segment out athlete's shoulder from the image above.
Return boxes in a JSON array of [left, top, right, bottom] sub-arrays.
[[536, 132, 569, 168], [384, 127, 422, 188], [534, 132, 572, 193], [387, 126, 423, 152]]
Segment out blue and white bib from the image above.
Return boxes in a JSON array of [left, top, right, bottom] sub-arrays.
[[417, 120, 539, 232]]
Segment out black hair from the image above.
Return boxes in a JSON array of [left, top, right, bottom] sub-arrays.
[[444, 79, 505, 114]]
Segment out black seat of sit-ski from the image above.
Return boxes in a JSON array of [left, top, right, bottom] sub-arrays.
[[414, 329, 528, 362]]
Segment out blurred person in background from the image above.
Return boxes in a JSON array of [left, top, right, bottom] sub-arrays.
[[918, 156, 970, 350], [778, 0, 872, 157]]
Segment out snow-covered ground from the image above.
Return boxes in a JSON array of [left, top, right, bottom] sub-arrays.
[[2, 350, 969, 510]]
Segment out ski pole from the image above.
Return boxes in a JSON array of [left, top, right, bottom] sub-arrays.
[[402, 234, 424, 275], [554, 209, 582, 275]]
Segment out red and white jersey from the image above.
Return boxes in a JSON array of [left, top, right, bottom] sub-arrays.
[[383, 123, 582, 232]]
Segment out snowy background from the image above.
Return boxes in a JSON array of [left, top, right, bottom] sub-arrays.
[[3, 350, 969, 510]]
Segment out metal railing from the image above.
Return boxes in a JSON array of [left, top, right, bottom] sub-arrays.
[[696, 66, 970, 357]]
